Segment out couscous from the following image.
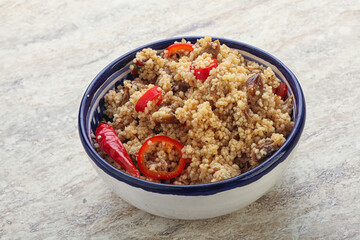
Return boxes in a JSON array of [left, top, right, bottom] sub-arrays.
[[94, 36, 294, 185]]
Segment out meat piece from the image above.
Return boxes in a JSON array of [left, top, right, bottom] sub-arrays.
[[246, 73, 264, 113], [155, 114, 180, 124], [251, 140, 279, 162], [120, 86, 130, 106], [202, 40, 221, 58], [283, 96, 293, 115], [171, 81, 191, 93], [153, 108, 180, 124], [153, 123, 162, 134], [234, 155, 253, 173], [246, 73, 263, 96], [242, 104, 252, 124]]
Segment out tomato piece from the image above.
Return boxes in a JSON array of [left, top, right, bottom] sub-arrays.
[[191, 58, 218, 81], [165, 43, 193, 58], [275, 83, 287, 100], [135, 87, 163, 112], [137, 136, 187, 179]]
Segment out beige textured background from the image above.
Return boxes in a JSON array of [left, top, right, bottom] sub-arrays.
[[1, 0, 359, 239]]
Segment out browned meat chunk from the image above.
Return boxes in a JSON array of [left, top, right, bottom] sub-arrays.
[[120, 86, 130, 106], [246, 73, 264, 113], [172, 81, 191, 93], [283, 97, 293, 115], [242, 104, 252, 124], [234, 155, 253, 173], [202, 39, 221, 58], [251, 140, 279, 162], [153, 112, 180, 124], [246, 73, 263, 96]]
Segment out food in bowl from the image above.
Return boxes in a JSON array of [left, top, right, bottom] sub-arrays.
[[93, 36, 294, 185], [79, 36, 306, 219]]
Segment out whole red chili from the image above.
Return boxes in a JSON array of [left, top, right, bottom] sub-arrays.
[[95, 123, 140, 178]]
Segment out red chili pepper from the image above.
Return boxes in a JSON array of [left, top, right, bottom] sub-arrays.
[[275, 83, 287, 100], [191, 58, 218, 81], [131, 68, 137, 76], [165, 43, 193, 58], [131, 61, 145, 76], [137, 136, 187, 179], [135, 86, 163, 112], [95, 123, 140, 178], [135, 61, 145, 66]]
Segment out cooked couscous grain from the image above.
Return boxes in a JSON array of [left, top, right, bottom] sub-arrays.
[[94, 36, 294, 184]]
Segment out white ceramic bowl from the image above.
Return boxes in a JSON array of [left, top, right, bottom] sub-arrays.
[[78, 36, 306, 219]]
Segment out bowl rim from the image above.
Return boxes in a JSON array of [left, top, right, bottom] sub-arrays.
[[78, 36, 306, 196]]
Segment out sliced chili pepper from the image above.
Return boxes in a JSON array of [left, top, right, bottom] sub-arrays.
[[135, 86, 163, 112], [165, 43, 193, 58], [131, 61, 145, 76], [275, 83, 287, 100], [191, 58, 218, 81], [137, 136, 187, 179], [95, 123, 140, 178], [131, 68, 137, 76], [135, 60, 145, 66]]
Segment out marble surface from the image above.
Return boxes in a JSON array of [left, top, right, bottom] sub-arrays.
[[1, 0, 359, 239]]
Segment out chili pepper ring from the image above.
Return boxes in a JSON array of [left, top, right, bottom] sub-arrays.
[[137, 136, 187, 179], [135, 86, 163, 112], [165, 43, 193, 58]]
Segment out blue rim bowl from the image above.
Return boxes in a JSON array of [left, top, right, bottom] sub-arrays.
[[78, 36, 306, 196]]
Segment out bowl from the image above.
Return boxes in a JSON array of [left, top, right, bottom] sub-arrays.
[[78, 36, 306, 220]]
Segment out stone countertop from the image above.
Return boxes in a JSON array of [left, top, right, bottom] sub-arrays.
[[1, 0, 359, 239]]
